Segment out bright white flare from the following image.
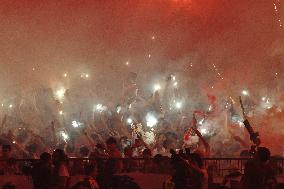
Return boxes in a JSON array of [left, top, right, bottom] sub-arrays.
[[200, 128, 208, 135], [175, 101, 182, 109], [9, 104, 13, 108], [146, 113, 158, 127], [60, 131, 69, 141], [153, 84, 161, 91], [72, 121, 82, 128], [173, 82, 178, 87], [95, 104, 106, 112], [55, 88, 66, 100], [127, 118, 133, 124], [242, 90, 249, 96]]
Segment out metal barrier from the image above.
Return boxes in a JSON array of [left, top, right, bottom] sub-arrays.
[[0, 157, 283, 177]]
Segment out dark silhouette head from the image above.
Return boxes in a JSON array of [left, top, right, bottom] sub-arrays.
[[40, 152, 51, 163], [256, 147, 270, 162]]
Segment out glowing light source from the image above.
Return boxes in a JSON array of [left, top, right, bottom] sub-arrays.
[[146, 113, 158, 127], [60, 131, 69, 141], [126, 61, 129, 65], [72, 121, 83, 128], [9, 104, 13, 108], [175, 101, 182, 109], [59, 110, 63, 115], [95, 104, 106, 112], [63, 73, 68, 77], [116, 106, 122, 113], [81, 73, 90, 78], [242, 90, 249, 96], [199, 118, 205, 125], [127, 118, 133, 125], [208, 105, 213, 112], [153, 84, 161, 91], [55, 88, 66, 100], [173, 82, 178, 87], [200, 128, 208, 135]]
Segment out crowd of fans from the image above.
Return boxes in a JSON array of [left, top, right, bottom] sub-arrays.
[[0, 87, 281, 188], [0, 134, 280, 189]]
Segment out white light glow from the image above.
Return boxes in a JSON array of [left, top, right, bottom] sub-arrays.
[[146, 113, 158, 127], [127, 118, 133, 124], [175, 101, 182, 109], [72, 121, 83, 128], [9, 104, 13, 108], [153, 84, 161, 91], [60, 131, 69, 141], [55, 88, 66, 100], [116, 106, 121, 113], [173, 82, 178, 87], [95, 104, 106, 112], [198, 118, 205, 125], [200, 128, 208, 135], [242, 90, 249, 96]]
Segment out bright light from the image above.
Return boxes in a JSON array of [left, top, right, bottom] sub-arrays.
[[262, 97, 266, 101], [9, 104, 13, 108], [81, 73, 90, 78], [172, 75, 176, 81], [238, 121, 244, 127], [242, 90, 249, 96], [208, 105, 213, 112], [175, 101, 182, 109], [200, 128, 208, 135], [60, 131, 69, 141], [95, 104, 107, 112], [127, 118, 133, 125], [55, 88, 66, 100], [95, 104, 104, 112], [148, 54, 151, 58], [153, 84, 161, 91], [198, 118, 205, 125], [275, 72, 278, 76], [146, 113, 158, 127], [173, 82, 178, 87], [126, 61, 129, 65], [116, 106, 122, 113], [151, 36, 155, 40], [1, 104, 3, 107], [59, 110, 63, 115], [72, 121, 82, 128]]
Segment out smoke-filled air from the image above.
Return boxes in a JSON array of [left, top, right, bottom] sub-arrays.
[[0, 0, 283, 156]]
